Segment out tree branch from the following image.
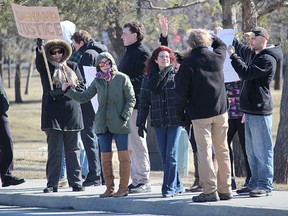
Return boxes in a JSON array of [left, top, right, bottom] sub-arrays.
[[140, 0, 205, 10], [258, 1, 288, 18]]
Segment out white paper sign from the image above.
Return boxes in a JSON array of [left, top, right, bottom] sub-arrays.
[[210, 29, 240, 83], [83, 66, 98, 113]]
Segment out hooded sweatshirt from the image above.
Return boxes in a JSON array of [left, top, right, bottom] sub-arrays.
[[230, 40, 283, 115]]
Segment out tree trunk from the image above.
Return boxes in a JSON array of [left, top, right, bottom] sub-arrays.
[[0, 40, 3, 79], [15, 62, 22, 103], [274, 59, 282, 90], [8, 55, 11, 88], [25, 62, 33, 95], [242, 0, 257, 31], [274, 63, 288, 184]]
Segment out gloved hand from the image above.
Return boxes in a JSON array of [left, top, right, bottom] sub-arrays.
[[36, 38, 44, 49], [174, 51, 185, 64], [137, 124, 147, 138], [49, 89, 65, 98]]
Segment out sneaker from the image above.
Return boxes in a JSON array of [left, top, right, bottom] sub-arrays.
[[72, 185, 85, 192], [82, 179, 101, 187], [249, 189, 271, 197], [231, 178, 237, 190], [128, 183, 137, 189], [129, 183, 152, 193], [236, 186, 252, 195], [185, 184, 203, 192], [218, 192, 233, 200], [43, 186, 58, 193], [59, 178, 68, 188], [162, 193, 174, 198], [2, 176, 25, 187], [192, 191, 220, 202]]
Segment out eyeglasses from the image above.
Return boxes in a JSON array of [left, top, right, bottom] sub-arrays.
[[99, 60, 111, 67], [50, 49, 64, 55]]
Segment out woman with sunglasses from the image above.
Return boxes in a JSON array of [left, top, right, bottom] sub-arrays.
[[62, 52, 136, 197], [35, 39, 85, 193], [137, 46, 183, 198]]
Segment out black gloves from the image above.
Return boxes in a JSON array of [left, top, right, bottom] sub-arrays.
[[49, 89, 65, 98], [36, 38, 44, 49], [138, 124, 147, 138], [174, 51, 185, 64]]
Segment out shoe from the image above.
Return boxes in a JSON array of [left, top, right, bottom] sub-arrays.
[[218, 192, 233, 200], [59, 178, 68, 188], [129, 183, 151, 193], [185, 184, 203, 192], [82, 179, 101, 187], [192, 191, 220, 202], [43, 186, 58, 193], [249, 189, 271, 197], [72, 185, 85, 192], [162, 193, 174, 198], [231, 178, 237, 190], [236, 186, 252, 195], [2, 176, 25, 187], [128, 183, 137, 189]]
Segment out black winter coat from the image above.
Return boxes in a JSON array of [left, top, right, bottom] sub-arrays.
[[231, 39, 283, 115], [35, 51, 84, 131], [118, 41, 151, 109], [175, 36, 228, 120]]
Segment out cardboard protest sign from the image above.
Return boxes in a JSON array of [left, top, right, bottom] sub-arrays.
[[11, 3, 62, 39]]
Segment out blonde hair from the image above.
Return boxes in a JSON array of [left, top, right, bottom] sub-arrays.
[[187, 29, 213, 49]]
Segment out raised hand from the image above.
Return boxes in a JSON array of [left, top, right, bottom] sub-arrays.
[[159, 15, 168, 37]]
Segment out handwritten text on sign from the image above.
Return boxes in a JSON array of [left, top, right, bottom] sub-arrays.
[[11, 3, 62, 39]]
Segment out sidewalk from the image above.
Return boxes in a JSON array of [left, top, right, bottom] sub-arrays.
[[0, 179, 287, 216]]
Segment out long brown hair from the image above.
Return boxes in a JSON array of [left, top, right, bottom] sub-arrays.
[[144, 46, 175, 75]]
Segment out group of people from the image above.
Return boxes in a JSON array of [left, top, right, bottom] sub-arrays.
[[1, 17, 283, 203]]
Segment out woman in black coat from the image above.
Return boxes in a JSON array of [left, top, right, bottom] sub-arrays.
[[35, 39, 84, 193]]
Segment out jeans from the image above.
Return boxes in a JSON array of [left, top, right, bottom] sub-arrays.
[[98, 132, 128, 152], [154, 126, 183, 195], [245, 114, 273, 192]]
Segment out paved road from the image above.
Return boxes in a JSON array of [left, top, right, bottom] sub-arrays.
[[0, 179, 288, 216]]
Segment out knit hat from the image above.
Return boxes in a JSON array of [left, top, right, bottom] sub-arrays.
[[44, 39, 72, 62]]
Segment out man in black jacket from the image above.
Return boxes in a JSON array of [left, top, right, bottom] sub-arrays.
[[176, 29, 232, 202], [228, 27, 283, 197], [0, 76, 25, 187], [71, 30, 108, 187], [118, 22, 151, 193]]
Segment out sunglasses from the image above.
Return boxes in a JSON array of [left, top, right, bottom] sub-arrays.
[[99, 60, 111, 67], [50, 49, 64, 55]]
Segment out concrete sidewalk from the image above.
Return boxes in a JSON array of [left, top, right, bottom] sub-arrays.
[[0, 179, 287, 216]]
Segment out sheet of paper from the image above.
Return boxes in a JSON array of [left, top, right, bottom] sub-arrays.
[[83, 66, 98, 113]]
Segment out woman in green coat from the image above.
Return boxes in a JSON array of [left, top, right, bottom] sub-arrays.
[[62, 52, 136, 197]]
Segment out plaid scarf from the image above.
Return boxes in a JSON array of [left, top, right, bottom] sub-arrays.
[[96, 68, 113, 81], [49, 60, 79, 88]]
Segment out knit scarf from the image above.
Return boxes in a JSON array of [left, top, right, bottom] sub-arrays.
[[148, 65, 172, 93], [96, 68, 113, 81], [49, 60, 79, 88]]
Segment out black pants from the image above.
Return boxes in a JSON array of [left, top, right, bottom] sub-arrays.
[[227, 118, 251, 178], [0, 114, 14, 182], [81, 102, 102, 183], [185, 124, 197, 153]]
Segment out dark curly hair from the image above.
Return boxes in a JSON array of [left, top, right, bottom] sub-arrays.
[[71, 30, 92, 44], [123, 22, 145, 42]]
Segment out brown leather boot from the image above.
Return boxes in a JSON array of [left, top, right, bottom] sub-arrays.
[[99, 152, 115, 198], [113, 150, 130, 197]]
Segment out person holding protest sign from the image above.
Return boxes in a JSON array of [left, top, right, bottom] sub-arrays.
[[0, 76, 25, 188], [62, 52, 135, 198], [35, 38, 85, 193]]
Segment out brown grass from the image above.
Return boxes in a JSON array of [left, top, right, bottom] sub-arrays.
[[2, 68, 287, 190]]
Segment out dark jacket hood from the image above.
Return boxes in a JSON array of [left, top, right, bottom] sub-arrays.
[[261, 44, 283, 62]]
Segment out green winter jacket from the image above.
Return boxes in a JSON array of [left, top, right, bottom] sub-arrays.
[[65, 52, 136, 134]]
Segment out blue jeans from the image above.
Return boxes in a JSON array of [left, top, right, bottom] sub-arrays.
[[98, 132, 128, 152], [245, 114, 273, 192], [154, 126, 183, 196]]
